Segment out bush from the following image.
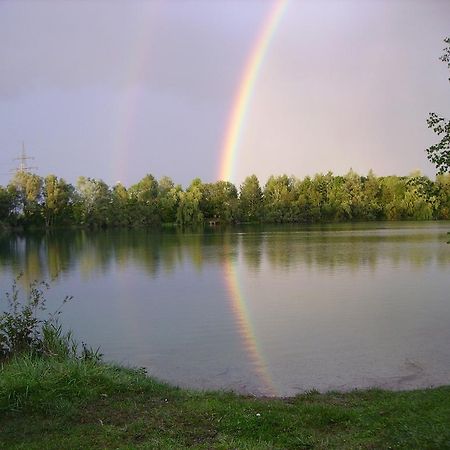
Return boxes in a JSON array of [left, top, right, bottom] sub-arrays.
[[0, 276, 100, 361]]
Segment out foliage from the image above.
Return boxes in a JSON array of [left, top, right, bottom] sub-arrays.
[[129, 174, 161, 226], [176, 178, 204, 226], [426, 37, 450, 174], [264, 174, 296, 222], [200, 180, 238, 222], [76, 177, 112, 228], [1, 277, 50, 357], [42, 175, 74, 227], [0, 186, 16, 227], [239, 174, 263, 222], [9, 171, 44, 227], [1, 170, 450, 229], [0, 276, 100, 362]]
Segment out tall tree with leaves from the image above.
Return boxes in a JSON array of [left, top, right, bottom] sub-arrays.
[[426, 38, 450, 173], [111, 182, 131, 227], [238, 175, 263, 222], [263, 175, 296, 223], [129, 174, 160, 226], [42, 175, 74, 227], [76, 177, 112, 228], [158, 176, 180, 223], [176, 178, 204, 226], [9, 172, 44, 227], [0, 186, 16, 226]]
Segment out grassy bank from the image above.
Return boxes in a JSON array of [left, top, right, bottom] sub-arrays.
[[1, 354, 450, 449]]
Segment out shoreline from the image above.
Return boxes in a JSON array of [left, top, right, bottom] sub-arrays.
[[2, 354, 449, 449]]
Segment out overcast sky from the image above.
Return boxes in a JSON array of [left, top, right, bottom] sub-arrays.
[[0, 0, 449, 188]]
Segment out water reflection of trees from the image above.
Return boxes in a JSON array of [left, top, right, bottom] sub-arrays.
[[263, 231, 449, 272], [0, 226, 449, 282]]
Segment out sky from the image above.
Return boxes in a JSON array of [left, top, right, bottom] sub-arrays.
[[0, 0, 449, 188]]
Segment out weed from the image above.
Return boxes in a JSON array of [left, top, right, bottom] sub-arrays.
[[0, 275, 100, 362]]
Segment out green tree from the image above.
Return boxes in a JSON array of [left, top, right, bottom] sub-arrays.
[[176, 178, 204, 226], [200, 181, 238, 223], [292, 176, 320, 222], [238, 175, 263, 222], [263, 175, 296, 222], [129, 174, 160, 226], [0, 186, 16, 226], [42, 175, 74, 227], [9, 172, 44, 227], [426, 38, 450, 173], [434, 173, 450, 219], [361, 170, 383, 220], [129, 174, 159, 203], [380, 176, 407, 220], [76, 177, 112, 228], [401, 171, 435, 220], [111, 182, 131, 227], [342, 170, 365, 220], [321, 174, 347, 221], [158, 176, 181, 224]]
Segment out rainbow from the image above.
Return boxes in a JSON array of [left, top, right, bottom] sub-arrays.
[[112, 3, 162, 184], [219, 0, 288, 395], [223, 249, 277, 396], [218, 0, 288, 183]]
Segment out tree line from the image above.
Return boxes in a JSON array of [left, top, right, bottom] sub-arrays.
[[0, 170, 450, 229]]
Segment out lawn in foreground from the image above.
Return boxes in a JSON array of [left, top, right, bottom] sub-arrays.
[[1, 355, 450, 449]]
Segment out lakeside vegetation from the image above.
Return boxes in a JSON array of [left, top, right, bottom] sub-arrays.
[[1, 170, 450, 230]]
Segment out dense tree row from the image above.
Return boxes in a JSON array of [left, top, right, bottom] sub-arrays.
[[0, 170, 450, 229]]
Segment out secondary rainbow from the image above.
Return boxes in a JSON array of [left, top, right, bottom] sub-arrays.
[[218, 0, 288, 182], [112, 3, 162, 184]]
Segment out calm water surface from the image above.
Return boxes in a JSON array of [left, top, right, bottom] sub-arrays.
[[1, 222, 449, 396]]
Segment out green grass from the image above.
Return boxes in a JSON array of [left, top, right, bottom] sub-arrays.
[[1, 355, 450, 449]]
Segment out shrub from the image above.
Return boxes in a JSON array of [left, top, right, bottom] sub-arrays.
[[0, 276, 99, 361]]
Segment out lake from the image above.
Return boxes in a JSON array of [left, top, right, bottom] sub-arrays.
[[1, 222, 449, 396]]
